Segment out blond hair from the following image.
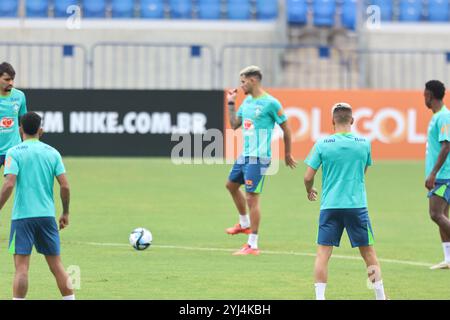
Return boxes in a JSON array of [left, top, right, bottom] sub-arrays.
[[239, 65, 262, 81]]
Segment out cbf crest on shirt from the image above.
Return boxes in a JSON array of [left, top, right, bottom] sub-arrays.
[[0, 88, 27, 155], [237, 93, 287, 159]]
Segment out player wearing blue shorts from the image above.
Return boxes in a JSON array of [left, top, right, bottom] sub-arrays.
[[304, 103, 386, 300], [0, 112, 74, 300], [226, 66, 296, 256], [424, 80, 450, 270], [0, 62, 27, 167]]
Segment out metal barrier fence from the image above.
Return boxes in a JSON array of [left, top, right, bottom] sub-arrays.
[[90, 43, 216, 89], [1, 42, 449, 90], [0, 43, 88, 89], [220, 44, 358, 89]]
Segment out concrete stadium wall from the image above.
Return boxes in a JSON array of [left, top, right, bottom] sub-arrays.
[[359, 24, 450, 89], [0, 19, 281, 89]]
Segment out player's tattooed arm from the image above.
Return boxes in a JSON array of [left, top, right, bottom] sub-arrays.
[[56, 174, 70, 229], [426, 141, 450, 190], [227, 89, 242, 130]]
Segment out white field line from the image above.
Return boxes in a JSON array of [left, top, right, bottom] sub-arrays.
[[75, 241, 433, 268]]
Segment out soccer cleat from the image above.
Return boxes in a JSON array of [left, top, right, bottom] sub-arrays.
[[225, 223, 251, 235], [232, 244, 260, 256], [429, 261, 450, 270]]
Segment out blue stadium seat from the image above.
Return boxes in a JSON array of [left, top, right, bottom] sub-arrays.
[[227, 0, 251, 20], [112, 0, 135, 18], [169, 0, 192, 19], [256, 0, 278, 20], [399, 0, 422, 22], [341, 0, 357, 29], [313, 0, 336, 27], [54, 0, 79, 17], [0, 0, 18, 17], [287, 0, 308, 25], [82, 0, 107, 18], [369, 0, 393, 21], [428, 0, 449, 22], [140, 0, 164, 18], [26, 0, 49, 17], [198, 0, 221, 19]]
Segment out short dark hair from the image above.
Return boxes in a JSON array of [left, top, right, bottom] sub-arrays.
[[332, 103, 353, 125], [21, 112, 42, 135], [425, 80, 446, 100], [0, 62, 16, 79]]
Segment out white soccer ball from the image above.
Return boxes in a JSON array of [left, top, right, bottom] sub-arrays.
[[129, 227, 152, 251]]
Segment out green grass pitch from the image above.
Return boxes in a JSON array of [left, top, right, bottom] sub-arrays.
[[0, 158, 448, 300]]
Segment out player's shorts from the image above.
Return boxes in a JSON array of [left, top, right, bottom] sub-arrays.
[[317, 208, 374, 248], [0, 155, 5, 168], [228, 156, 271, 193], [428, 179, 450, 203], [9, 217, 61, 256]]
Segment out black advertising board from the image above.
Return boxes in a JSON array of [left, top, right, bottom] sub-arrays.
[[22, 90, 224, 156]]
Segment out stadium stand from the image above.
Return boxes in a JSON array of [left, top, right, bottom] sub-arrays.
[[428, 0, 449, 22], [82, 0, 107, 18], [399, 0, 423, 22], [313, 0, 336, 27], [226, 0, 252, 20], [140, 0, 165, 18], [0, 0, 448, 23], [287, 0, 308, 25], [54, 0, 79, 17], [111, 0, 135, 18], [256, 0, 279, 20], [169, 0, 193, 19], [26, 0, 49, 17], [341, 0, 357, 30], [198, 0, 222, 20], [0, 0, 18, 17]]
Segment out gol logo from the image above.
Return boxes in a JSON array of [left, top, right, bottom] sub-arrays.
[[243, 119, 254, 130], [0, 118, 14, 128]]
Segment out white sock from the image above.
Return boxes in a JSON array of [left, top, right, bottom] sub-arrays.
[[314, 283, 326, 300], [248, 233, 258, 249], [13, 297, 26, 300], [443, 242, 450, 263], [239, 214, 250, 229], [373, 280, 386, 300], [63, 294, 76, 300]]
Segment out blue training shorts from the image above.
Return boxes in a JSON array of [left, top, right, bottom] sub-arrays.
[[228, 156, 270, 193], [9, 217, 61, 256], [0, 155, 5, 168], [428, 179, 450, 203], [317, 208, 375, 248]]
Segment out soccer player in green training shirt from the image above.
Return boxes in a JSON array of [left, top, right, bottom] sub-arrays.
[[423, 80, 450, 270], [0, 62, 27, 166], [304, 103, 386, 300], [0, 112, 74, 300], [226, 66, 297, 256]]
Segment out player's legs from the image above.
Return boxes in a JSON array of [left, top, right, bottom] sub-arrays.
[[439, 205, 450, 242], [314, 245, 333, 300], [359, 246, 386, 300], [429, 195, 450, 237], [225, 157, 251, 235], [225, 181, 247, 218], [13, 254, 30, 299], [246, 192, 260, 235], [429, 196, 450, 268], [45, 256, 74, 299]]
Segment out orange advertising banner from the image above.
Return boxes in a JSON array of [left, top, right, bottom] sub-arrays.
[[224, 90, 450, 160]]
